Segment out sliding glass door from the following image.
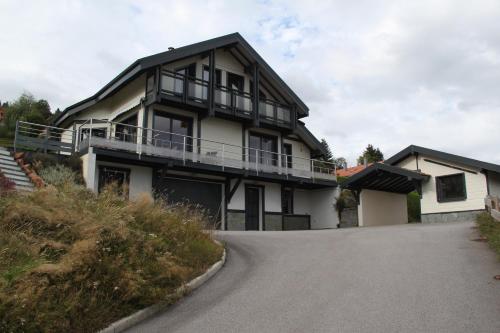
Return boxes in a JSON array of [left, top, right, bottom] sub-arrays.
[[249, 133, 278, 166], [153, 112, 193, 151]]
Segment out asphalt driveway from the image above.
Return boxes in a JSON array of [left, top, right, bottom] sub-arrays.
[[126, 222, 500, 333]]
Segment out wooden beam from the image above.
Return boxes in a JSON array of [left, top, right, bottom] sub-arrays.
[[253, 63, 260, 127], [208, 49, 215, 116]]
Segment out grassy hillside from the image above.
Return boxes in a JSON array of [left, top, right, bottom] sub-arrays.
[[0, 184, 223, 333], [476, 212, 500, 258]]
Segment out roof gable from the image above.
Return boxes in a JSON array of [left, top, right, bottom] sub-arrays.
[[55, 32, 308, 126], [385, 145, 500, 174]]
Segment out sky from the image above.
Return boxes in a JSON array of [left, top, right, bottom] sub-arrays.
[[1, 0, 500, 166]]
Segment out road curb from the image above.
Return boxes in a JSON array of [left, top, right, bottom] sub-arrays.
[[98, 241, 226, 333]]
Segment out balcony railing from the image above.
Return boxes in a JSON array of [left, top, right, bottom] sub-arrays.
[[159, 70, 292, 126], [14, 120, 337, 182]]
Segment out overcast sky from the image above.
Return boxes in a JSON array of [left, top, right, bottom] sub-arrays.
[[1, 0, 500, 165]]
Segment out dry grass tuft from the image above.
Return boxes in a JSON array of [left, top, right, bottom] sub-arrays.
[[0, 184, 222, 333]]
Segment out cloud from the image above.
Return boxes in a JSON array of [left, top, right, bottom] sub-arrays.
[[1, 0, 500, 165]]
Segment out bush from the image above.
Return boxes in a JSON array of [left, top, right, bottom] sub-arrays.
[[336, 189, 357, 219], [0, 185, 222, 333], [407, 191, 421, 222], [38, 164, 78, 187]]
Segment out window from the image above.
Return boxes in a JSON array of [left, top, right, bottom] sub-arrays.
[[282, 187, 294, 214], [115, 114, 138, 143], [174, 63, 196, 96], [249, 133, 278, 166], [227, 72, 244, 109], [153, 112, 193, 151], [436, 173, 466, 202], [98, 166, 130, 197], [80, 128, 107, 142], [202, 66, 222, 101]]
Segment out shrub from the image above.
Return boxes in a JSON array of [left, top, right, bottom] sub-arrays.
[[0, 185, 222, 333], [407, 191, 421, 222], [336, 189, 357, 219], [38, 164, 78, 187]]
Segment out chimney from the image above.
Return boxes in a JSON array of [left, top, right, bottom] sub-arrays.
[[363, 156, 367, 168]]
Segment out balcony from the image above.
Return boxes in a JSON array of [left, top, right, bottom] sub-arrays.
[[155, 70, 293, 128], [15, 121, 337, 183]]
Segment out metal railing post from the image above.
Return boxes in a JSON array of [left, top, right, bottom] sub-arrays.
[[221, 143, 225, 171], [285, 153, 288, 179], [183, 136, 186, 165], [256, 149, 259, 175]]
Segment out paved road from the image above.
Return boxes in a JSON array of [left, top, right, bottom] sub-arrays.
[[127, 222, 500, 333]]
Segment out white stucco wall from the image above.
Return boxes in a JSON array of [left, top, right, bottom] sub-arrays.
[[283, 138, 311, 172], [294, 188, 339, 229], [396, 155, 488, 214], [201, 117, 243, 161], [75, 74, 146, 121], [358, 189, 408, 227]]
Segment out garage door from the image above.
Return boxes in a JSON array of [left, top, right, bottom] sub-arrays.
[[153, 176, 223, 224]]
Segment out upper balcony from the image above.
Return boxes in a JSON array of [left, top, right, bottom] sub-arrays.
[[148, 69, 294, 129], [14, 121, 337, 184]]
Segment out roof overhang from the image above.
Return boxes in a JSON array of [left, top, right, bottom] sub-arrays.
[[385, 145, 500, 174], [341, 163, 429, 195]]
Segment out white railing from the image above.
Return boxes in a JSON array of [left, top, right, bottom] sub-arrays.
[[15, 120, 337, 182]]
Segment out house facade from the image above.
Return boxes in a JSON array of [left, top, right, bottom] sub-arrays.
[[386, 145, 500, 223], [47, 33, 339, 231], [342, 145, 500, 226]]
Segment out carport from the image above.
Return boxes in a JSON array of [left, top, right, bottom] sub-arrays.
[[342, 163, 429, 227]]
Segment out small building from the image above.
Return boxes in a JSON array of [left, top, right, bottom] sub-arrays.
[[386, 145, 500, 222], [343, 145, 500, 226]]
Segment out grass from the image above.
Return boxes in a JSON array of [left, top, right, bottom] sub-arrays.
[[476, 212, 500, 258], [0, 183, 223, 333], [0, 137, 13, 149]]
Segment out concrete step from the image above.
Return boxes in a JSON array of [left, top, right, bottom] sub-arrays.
[[0, 164, 23, 172], [0, 158, 18, 166], [0, 149, 11, 156], [11, 179, 33, 188], [5, 173, 31, 182], [2, 169, 26, 177]]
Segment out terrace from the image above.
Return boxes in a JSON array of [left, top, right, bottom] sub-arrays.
[[14, 120, 337, 183]]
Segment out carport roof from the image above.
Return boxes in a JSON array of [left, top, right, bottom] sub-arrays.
[[341, 163, 429, 194]]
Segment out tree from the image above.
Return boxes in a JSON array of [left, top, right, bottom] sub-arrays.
[[0, 93, 52, 138], [334, 157, 347, 169], [357, 144, 384, 165], [318, 138, 347, 170], [320, 138, 334, 163]]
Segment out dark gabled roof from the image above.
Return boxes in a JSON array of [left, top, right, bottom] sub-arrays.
[[341, 163, 429, 194], [385, 145, 500, 174], [55, 32, 309, 126]]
